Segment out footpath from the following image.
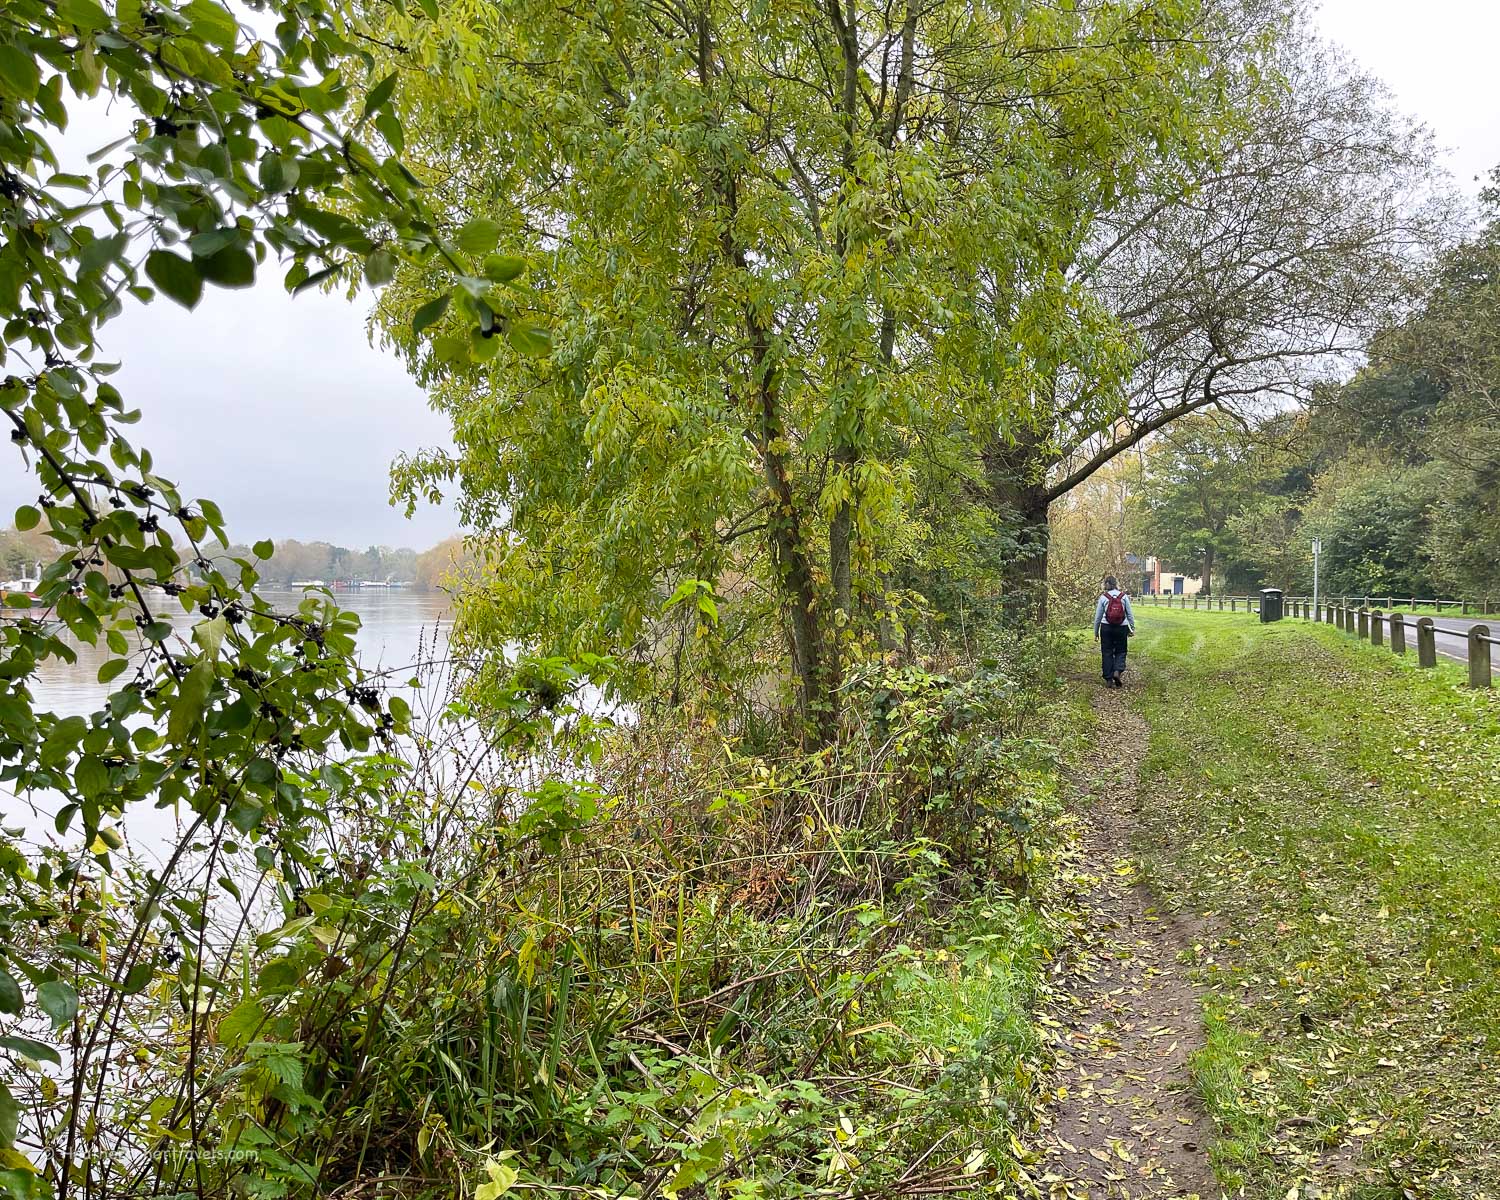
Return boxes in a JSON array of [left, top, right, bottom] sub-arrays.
[[1032, 679, 1218, 1198], [1030, 610, 1500, 1199]]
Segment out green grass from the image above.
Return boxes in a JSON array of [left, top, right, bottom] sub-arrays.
[[1122, 610, 1500, 1198]]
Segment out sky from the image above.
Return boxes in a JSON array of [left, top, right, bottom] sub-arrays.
[[3, 1, 1498, 548]]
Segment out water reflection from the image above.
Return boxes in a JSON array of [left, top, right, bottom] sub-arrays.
[[2, 589, 452, 856]]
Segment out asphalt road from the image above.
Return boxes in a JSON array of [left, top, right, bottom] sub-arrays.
[[1361, 612, 1497, 669]]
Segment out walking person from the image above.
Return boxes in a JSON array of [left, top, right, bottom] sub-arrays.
[[1094, 576, 1135, 688]]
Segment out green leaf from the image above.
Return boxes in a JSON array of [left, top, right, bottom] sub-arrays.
[[411, 293, 450, 337], [119, 961, 154, 995], [193, 615, 227, 659], [13, 506, 40, 532], [36, 981, 78, 1030], [0, 1035, 61, 1067], [197, 246, 256, 289], [143, 620, 174, 642], [0, 1079, 17, 1150], [168, 659, 214, 744], [57, 0, 110, 29], [506, 323, 551, 357], [252, 538, 274, 559], [482, 254, 526, 284], [258, 154, 300, 194], [364, 248, 397, 287], [0, 969, 21, 1017], [183, 0, 239, 48], [217, 998, 265, 1048], [96, 658, 129, 684], [290, 262, 343, 295], [74, 756, 109, 800], [227, 797, 263, 833], [456, 217, 503, 254], [145, 251, 204, 310], [471, 329, 501, 362], [78, 231, 130, 274], [0, 46, 41, 102], [188, 226, 240, 257], [362, 71, 398, 120]]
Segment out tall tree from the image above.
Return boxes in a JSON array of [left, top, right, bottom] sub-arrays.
[[374, 0, 1251, 743], [1138, 413, 1267, 593], [987, 26, 1451, 604]]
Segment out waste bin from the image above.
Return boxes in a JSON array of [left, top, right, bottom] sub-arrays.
[[1260, 587, 1284, 623]]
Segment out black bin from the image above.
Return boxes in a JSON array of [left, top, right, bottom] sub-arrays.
[[1260, 587, 1284, 623]]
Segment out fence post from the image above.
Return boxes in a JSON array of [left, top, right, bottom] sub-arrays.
[[1390, 612, 1406, 654], [1462, 599, 1469, 615], [1371, 610, 1384, 647], [1230, 597, 1236, 612], [1416, 617, 1436, 668], [1358, 608, 1369, 639], [1193, 594, 1199, 610], [1469, 626, 1492, 689], [1218, 595, 1224, 611]]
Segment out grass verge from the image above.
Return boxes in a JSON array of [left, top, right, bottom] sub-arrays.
[[1124, 609, 1500, 1199]]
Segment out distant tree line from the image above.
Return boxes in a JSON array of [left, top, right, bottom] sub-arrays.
[[0, 529, 472, 591], [1125, 178, 1500, 600]]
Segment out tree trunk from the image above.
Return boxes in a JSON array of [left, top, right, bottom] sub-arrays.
[[694, 9, 840, 748], [983, 433, 1053, 623], [751, 330, 839, 749], [1202, 546, 1215, 596]]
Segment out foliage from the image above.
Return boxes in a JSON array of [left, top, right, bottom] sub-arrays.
[[0, 0, 537, 1188], [1136, 413, 1269, 593], [369, 0, 1254, 739], [214, 539, 424, 586], [1046, 456, 1146, 621], [1003, 16, 1448, 605], [1297, 461, 1444, 599], [8, 641, 1074, 1199], [0, 528, 53, 580]]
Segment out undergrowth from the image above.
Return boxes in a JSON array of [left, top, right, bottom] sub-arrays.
[[12, 634, 1082, 1199]]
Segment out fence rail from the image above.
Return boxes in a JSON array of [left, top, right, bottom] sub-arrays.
[[1141, 592, 1500, 617], [1141, 592, 1497, 688]]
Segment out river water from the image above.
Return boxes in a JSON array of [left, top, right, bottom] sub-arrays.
[[3, 588, 452, 856]]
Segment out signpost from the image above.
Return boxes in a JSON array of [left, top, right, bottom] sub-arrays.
[[1312, 538, 1322, 619]]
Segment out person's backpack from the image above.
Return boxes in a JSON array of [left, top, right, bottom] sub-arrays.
[[1103, 589, 1128, 625]]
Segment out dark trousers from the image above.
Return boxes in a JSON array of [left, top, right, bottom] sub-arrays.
[[1100, 624, 1129, 680]]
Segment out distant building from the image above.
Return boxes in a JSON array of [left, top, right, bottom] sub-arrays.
[[1142, 555, 1203, 596]]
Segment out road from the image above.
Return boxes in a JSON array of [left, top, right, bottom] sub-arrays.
[[1363, 612, 1496, 669]]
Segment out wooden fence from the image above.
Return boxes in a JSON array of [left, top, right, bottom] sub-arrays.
[[1141, 593, 1497, 688], [1141, 592, 1500, 617]]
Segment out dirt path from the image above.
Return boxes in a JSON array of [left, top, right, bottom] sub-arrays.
[[1030, 680, 1221, 1199]]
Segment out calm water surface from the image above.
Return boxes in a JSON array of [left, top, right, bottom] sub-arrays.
[[4, 589, 451, 855]]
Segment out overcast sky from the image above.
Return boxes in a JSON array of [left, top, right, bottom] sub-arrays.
[[3, 1, 1498, 549]]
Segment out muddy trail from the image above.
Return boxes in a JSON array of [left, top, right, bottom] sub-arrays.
[[1030, 674, 1222, 1198]]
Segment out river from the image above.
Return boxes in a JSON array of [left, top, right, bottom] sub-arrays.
[[3, 588, 452, 857]]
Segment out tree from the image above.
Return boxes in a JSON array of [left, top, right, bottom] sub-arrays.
[[0, 0, 511, 1186], [373, 0, 1251, 743], [987, 25, 1451, 602], [1138, 413, 1268, 594], [1301, 459, 1443, 598]]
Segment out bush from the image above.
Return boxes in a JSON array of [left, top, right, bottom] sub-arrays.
[[25, 644, 1073, 1199]]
